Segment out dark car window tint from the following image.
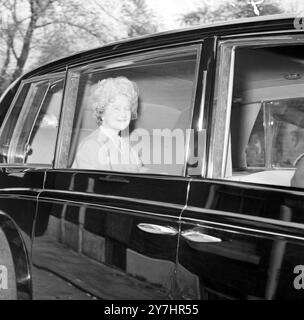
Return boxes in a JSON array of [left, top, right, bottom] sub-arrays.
[[226, 45, 304, 187], [66, 47, 199, 175], [0, 77, 64, 166]]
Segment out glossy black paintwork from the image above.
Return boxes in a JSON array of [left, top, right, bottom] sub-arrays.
[[0, 170, 45, 299], [186, 180, 304, 233], [31, 170, 189, 299]]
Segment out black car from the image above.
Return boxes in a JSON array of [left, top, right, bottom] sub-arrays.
[[1, 15, 304, 300]]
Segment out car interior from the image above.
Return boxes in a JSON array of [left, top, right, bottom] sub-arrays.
[[226, 45, 304, 187]]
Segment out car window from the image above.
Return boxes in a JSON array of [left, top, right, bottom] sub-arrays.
[[60, 46, 200, 175], [224, 45, 304, 187], [0, 75, 64, 166]]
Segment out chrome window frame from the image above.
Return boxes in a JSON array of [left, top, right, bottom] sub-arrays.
[[0, 72, 66, 168], [208, 34, 304, 180]]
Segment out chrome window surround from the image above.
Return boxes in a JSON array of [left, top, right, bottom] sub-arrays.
[[208, 34, 304, 180], [0, 72, 66, 168]]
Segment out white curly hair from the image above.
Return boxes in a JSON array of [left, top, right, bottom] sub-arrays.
[[91, 76, 139, 126]]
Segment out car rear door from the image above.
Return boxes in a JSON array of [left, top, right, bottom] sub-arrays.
[[34, 171, 189, 299], [31, 44, 205, 299]]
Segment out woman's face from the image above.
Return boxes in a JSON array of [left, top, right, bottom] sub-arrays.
[[102, 94, 132, 131]]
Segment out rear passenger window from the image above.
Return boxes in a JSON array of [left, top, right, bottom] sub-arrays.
[[226, 45, 304, 187], [0, 75, 64, 166], [59, 46, 200, 175]]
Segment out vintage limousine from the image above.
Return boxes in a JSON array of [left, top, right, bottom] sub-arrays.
[[1, 15, 304, 300]]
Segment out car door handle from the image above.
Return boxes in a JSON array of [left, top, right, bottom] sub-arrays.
[[181, 230, 222, 243], [137, 223, 178, 236]]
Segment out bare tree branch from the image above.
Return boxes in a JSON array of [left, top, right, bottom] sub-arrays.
[[9, 39, 18, 60], [35, 21, 53, 28]]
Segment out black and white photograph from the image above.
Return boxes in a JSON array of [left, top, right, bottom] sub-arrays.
[[1, 0, 304, 304]]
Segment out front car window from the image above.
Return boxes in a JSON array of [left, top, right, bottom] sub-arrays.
[[58, 46, 200, 175], [215, 43, 304, 187]]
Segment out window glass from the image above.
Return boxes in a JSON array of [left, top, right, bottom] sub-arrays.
[[0, 83, 31, 163], [246, 107, 265, 168], [0, 76, 64, 166], [227, 45, 304, 186], [66, 47, 199, 175]]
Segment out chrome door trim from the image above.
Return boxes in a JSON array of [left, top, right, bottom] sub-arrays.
[[37, 195, 183, 222], [40, 188, 185, 211], [191, 177, 304, 196], [183, 207, 304, 241]]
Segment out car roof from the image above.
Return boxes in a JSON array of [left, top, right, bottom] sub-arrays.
[[25, 14, 299, 78]]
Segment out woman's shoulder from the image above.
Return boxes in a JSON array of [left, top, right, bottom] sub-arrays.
[[79, 128, 108, 148], [78, 131, 101, 152]]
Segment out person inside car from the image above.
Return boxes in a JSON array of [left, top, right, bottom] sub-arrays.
[[72, 76, 144, 172], [291, 153, 304, 188]]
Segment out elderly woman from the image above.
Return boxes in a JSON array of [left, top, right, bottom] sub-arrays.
[[72, 76, 144, 172]]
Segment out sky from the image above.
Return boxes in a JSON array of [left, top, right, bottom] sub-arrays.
[[147, 0, 304, 30]]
